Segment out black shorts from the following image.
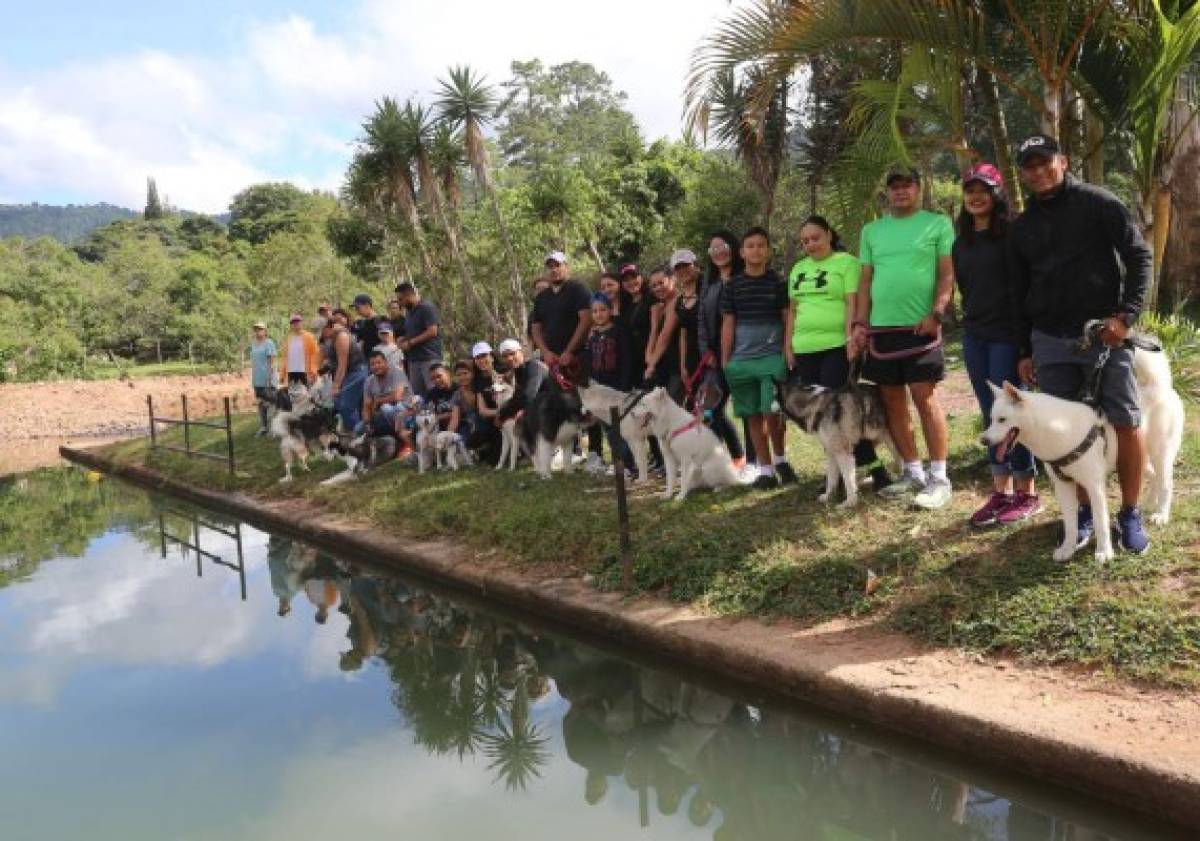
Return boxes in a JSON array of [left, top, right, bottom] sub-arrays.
[[862, 330, 944, 386]]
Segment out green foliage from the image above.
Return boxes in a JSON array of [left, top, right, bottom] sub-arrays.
[[144, 177, 165, 220], [228, 182, 335, 245]]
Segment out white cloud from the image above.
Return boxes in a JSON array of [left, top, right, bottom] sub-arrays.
[[0, 0, 733, 213]]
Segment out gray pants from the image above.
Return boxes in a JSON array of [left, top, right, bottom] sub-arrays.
[[1032, 330, 1140, 427], [407, 359, 439, 398]]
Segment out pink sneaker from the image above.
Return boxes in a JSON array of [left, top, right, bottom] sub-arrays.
[[996, 492, 1043, 525], [969, 491, 1012, 528]]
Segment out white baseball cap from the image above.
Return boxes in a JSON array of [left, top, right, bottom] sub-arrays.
[[471, 341, 493, 358], [544, 250, 567, 265], [497, 338, 522, 355], [670, 248, 697, 267]]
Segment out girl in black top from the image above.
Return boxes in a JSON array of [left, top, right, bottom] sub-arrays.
[[955, 163, 1039, 528], [699, 231, 748, 466]]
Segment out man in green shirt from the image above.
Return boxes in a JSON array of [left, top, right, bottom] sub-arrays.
[[851, 167, 956, 509]]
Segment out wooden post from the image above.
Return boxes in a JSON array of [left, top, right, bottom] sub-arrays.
[[610, 407, 634, 591], [147, 395, 157, 448], [181, 394, 191, 456], [224, 397, 235, 475]]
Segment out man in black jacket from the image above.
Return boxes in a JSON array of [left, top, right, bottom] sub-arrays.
[[1010, 134, 1153, 554]]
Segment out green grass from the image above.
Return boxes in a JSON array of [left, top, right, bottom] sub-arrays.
[[98, 353, 1200, 688], [83, 360, 226, 380]]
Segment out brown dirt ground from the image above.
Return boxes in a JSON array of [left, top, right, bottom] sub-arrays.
[[0, 371, 255, 475]]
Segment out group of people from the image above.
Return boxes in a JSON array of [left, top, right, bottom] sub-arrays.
[[250, 131, 1154, 550]]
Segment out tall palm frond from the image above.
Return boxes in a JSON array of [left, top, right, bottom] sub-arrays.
[[430, 123, 467, 211]]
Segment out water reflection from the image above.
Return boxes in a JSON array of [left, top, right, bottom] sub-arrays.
[[157, 504, 247, 600], [256, 532, 1140, 840]]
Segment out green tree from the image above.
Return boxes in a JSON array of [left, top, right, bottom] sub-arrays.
[[144, 177, 165, 221]]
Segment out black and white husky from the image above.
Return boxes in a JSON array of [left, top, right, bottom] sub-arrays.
[[269, 381, 339, 482], [321, 432, 398, 486], [518, 384, 588, 480], [776, 379, 901, 507]]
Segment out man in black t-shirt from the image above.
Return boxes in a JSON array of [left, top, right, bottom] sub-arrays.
[[351, 294, 382, 357], [531, 251, 592, 368], [395, 281, 443, 398]]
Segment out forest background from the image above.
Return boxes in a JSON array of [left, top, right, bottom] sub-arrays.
[[3, 0, 1200, 382]]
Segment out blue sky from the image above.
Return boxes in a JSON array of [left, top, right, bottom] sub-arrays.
[[0, 0, 731, 213]]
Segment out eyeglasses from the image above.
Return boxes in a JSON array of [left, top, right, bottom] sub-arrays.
[[708, 244, 730, 255]]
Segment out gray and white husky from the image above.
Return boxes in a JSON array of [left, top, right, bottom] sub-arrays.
[[776, 379, 901, 507]]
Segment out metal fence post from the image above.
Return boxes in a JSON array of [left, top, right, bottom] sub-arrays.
[[147, 395, 157, 449], [181, 394, 190, 456], [610, 407, 634, 591], [224, 397, 235, 475]]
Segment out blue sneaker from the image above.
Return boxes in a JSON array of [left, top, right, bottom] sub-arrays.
[[1116, 506, 1151, 554], [1059, 504, 1093, 550]]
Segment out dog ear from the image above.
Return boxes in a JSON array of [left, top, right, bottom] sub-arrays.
[[988, 381, 1004, 399], [1002, 381, 1024, 403]]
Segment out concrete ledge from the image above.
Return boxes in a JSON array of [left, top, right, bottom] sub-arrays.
[[62, 445, 1200, 831]]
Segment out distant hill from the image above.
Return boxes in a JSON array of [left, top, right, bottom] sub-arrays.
[[0, 203, 139, 242], [0, 203, 232, 243]]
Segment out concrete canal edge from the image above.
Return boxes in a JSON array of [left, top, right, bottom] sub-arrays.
[[62, 445, 1200, 830]]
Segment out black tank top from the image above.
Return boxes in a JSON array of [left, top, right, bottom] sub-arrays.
[[675, 291, 701, 373]]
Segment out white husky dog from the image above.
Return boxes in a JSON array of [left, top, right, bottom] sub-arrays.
[[435, 430, 471, 470], [981, 347, 1183, 561], [491, 381, 525, 471], [414, 409, 439, 474], [575, 381, 652, 482], [629, 387, 740, 500]]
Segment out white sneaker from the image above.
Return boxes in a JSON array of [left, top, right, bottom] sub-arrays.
[[879, 472, 924, 498], [585, 452, 605, 474], [913, 478, 953, 510]]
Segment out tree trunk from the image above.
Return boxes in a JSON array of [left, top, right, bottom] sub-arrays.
[[979, 63, 1022, 211], [486, 188, 527, 309], [586, 238, 605, 272], [1041, 78, 1062, 137], [1165, 72, 1200, 309], [1148, 183, 1172, 312], [1084, 104, 1105, 185]]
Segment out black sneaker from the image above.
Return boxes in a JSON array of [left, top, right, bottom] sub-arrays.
[[869, 465, 893, 493], [752, 473, 779, 490], [775, 462, 799, 485]]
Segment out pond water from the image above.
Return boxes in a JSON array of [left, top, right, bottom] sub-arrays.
[[0, 468, 1180, 840]]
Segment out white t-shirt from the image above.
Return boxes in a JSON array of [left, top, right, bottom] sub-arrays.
[[287, 335, 306, 372]]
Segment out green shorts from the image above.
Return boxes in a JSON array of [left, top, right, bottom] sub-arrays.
[[724, 354, 786, 418]]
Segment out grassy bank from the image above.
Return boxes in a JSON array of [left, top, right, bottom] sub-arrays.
[[97, 353, 1200, 688]]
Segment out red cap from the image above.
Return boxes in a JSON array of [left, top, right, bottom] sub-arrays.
[[963, 162, 1004, 191], [619, 263, 639, 276]]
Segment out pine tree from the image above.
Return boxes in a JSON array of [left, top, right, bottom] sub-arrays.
[[144, 177, 164, 220]]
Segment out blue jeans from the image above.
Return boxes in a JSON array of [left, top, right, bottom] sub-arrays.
[[962, 333, 1036, 479], [336, 365, 367, 432]]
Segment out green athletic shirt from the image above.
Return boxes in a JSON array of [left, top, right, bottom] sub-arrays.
[[859, 210, 954, 327], [787, 251, 860, 354]]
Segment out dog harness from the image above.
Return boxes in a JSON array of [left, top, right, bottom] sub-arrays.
[[613, 389, 648, 424], [669, 417, 702, 441], [1044, 422, 1106, 482]]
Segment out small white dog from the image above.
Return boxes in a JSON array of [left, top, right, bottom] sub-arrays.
[[435, 430, 472, 470], [414, 409, 439, 474], [490, 381, 525, 471], [628, 387, 740, 500], [981, 347, 1183, 561], [576, 381, 652, 482]]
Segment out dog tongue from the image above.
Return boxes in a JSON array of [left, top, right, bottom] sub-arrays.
[[995, 427, 1019, 463]]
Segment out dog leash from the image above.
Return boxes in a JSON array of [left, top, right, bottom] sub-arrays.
[[866, 326, 943, 360], [614, 388, 649, 424]]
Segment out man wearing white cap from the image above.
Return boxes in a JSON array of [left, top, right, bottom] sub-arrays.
[[531, 251, 592, 369], [495, 338, 549, 433]]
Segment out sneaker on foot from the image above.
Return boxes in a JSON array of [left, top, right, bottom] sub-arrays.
[[752, 473, 779, 490], [969, 491, 1012, 528], [995, 492, 1043, 525], [775, 462, 799, 485], [913, 478, 953, 510], [869, 465, 893, 493], [1116, 505, 1150, 554], [585, 452, 605, 475], [879, 473, 924, 498]]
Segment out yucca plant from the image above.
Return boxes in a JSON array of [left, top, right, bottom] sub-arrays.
[[1139, 311, 1200, 402]]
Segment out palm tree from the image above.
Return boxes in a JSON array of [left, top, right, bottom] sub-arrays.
[[437, 65, 527, 306], [359, 98, 435, 279], [429, 123, 467, 212], [480, 675, 550, 791]]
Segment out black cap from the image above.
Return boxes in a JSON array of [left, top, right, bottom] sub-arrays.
[[1016, 134, 1060, 165], [352, 293, 373, 307], [885, 165, 920, 185]]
